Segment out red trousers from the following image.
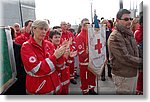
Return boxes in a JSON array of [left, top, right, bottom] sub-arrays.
[[79, 65, 96, 92], [61, 85, 69, 95], [58, 66, 70, 95], [66, 59, 75, 79], [136, 71, 143, 94]]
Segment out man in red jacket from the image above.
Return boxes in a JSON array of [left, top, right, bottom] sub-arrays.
[[15, 20, 33, 45], [76, 18, 97, 95], [60, 21, 77, 84]]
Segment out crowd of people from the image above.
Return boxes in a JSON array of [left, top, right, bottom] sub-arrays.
[[3, 9, 143, 95]]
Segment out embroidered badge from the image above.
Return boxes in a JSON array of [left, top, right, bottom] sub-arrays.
[[29, 56, 36, 63], [78, 45, 82, 49]]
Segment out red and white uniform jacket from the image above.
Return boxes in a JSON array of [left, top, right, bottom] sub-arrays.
[[134, 25, 143, 44], [44, 29, 50, 40], [66, 45, 76, 78], [15, 32, 31, 45], [21, 37, 62, 94], [53, 45, 70, 87], [61, 30, 76, 75], [61, 30, 74, 41], [16, 32, 22, 37], [66, 45, 75, 65], [61, 30, 76, 48], [56, 56, 70, 87], [75, 28, 89, 65]]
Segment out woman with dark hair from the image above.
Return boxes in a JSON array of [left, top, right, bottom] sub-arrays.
[[49, 30, 71, 95], [76, 24, 82, 35]]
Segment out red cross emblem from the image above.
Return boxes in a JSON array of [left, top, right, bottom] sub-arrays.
[[95, 39, 102, 54], [29, 56, 36, 63]]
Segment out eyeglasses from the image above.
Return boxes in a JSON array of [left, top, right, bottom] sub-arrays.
[[62, 23, 67, 25], [85, 22, 90, 24], [120, 18, 133, 21]]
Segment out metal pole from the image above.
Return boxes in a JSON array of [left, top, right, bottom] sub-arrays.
[[97, 75, 99, 94], [91, 2, 93, 26], [19, 0, 23, 27], [119, 0, 123, 9]]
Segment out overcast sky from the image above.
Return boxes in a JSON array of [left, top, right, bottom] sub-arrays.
[[35, 0, 143, 27]]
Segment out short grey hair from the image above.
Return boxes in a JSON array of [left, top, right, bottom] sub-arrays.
[[31, 20, 49, 31]]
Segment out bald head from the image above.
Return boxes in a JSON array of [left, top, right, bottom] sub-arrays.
[[60, 21, 67, 31], [13, 23, 20, 27], [13, 23, 21, 33]]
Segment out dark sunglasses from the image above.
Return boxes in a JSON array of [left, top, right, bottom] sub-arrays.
[[120, 18, 133, 21]]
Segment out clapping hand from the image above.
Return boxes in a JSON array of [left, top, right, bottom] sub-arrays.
[[70, 50, 77, 57], [54, 40, 68, 59]]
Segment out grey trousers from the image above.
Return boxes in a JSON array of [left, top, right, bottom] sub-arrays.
[[112, 74, 137, 95]]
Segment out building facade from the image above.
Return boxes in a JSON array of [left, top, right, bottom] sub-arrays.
[[0, 0, 36, 27]]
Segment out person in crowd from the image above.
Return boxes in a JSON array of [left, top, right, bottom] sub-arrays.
[[60, 21, 77, 84], [21, 26, 25, 34], [4, 26, 26, 95], [60, 21, 75, 42], [134, 16, 143, 45], [100, 19, 107, 25], [53, 26, 62, 35], [131, 17, 140, 33], [10, 26, 16, 39], [108, 9, 142, 94], [76, 24, 82, 35], [49, 30, 70, 95], [106, 20, 114, 77], [44, 19, 51, 40], [134, 15, 143, 95], [100, 19, 113, 81], [15, 20, 33, 45], [76, 18, 97, 95], [107, 20, 114, 31], [13, 23, 21, 37], [67, 22, 71, 30], [68, 28, 76, 36], [68, 27, 79, 79], [101, 17, 104, 21], [21, 20, 68, 95], [67, 23, 76, 35]]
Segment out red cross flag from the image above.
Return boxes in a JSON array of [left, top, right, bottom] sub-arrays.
[[88, 25, 106, 76]]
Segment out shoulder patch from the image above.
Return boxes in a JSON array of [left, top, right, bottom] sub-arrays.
[[78, 45, 82, 49], [29, 56, 36, 63]]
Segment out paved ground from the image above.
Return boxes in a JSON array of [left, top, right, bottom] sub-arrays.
[[69, 66, 116, 95]]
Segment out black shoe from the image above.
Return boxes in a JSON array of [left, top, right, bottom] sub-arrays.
[[101, 76, 106, 81], [70, 79, 77, 84], [82, 92, 89, 95], [74, 73, 79, 79], [89, 90, 98, 95], [108, 74, 112, 78]]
